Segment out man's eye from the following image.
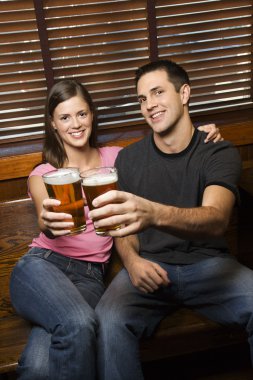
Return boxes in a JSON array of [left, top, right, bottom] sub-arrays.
[[79, 112, 87, 118], [138, 98, 146, 104], [61, 116, 68, 121], [156, 90, 163, 95]]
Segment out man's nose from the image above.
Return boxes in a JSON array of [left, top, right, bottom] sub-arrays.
[[146, 97, 157, 110]]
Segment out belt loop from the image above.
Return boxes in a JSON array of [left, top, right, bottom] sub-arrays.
[[44, 250, 53, 259], [101, 263, 107, 274], [87, 262, 92, 272]]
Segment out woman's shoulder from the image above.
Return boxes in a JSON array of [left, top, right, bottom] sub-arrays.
[[99, 146, 122, 165], [99, 145, 122, 155], [29, 163, 55, 177]]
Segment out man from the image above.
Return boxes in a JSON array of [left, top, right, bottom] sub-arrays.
[[90, 60, 253, 380]]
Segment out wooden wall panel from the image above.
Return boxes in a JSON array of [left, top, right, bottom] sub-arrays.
[[1, 123, 253, 202]]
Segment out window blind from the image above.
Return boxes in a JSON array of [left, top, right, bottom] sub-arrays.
[[44, 0, 149, 130], [0, 0, 252, 145], [156, 0, 253, 114], [0, 0, 47, 143]]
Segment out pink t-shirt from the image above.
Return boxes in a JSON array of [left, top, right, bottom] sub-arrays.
[[29, 146, 122, 263]]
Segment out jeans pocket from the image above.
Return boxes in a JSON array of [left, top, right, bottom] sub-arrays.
[[27, 247, 52, 259]]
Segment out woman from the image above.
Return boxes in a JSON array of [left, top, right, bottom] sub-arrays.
[[9, 79, 221, 380], [10, 79, 121, 380]]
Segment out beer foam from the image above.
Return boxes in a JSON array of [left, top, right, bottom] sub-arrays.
[[43, 169, 80, 185], [82, 172, 117, 186]]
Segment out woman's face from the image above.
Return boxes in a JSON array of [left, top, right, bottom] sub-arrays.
[[51, 95, 93, 150]]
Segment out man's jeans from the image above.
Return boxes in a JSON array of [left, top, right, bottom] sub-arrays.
[[10, 247, 105, 380], [96, 256, 253, 380]]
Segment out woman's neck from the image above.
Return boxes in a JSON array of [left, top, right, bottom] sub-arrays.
[[64, 145, 101, 172]]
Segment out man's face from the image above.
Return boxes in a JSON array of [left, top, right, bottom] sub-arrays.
[[137, 69, 187, 135]]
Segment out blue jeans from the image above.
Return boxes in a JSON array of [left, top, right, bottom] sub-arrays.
[[10, 247, 106, 380], [95, 256, 253, 380]]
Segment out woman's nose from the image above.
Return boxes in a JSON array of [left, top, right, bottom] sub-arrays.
[[73, 117, 81, 128]]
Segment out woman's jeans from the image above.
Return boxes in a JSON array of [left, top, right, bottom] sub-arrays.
[[96, 256, 253, 380], [10, 247, 105, 380]]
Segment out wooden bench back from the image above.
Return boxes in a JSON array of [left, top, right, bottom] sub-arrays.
[[0, 200, 39, 319]]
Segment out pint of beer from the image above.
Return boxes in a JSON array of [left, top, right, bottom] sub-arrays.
[[80, 167, 120, 235], [42, 168, 86, 235]]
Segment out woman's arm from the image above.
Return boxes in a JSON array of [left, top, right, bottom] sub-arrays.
[[29, 175, 74, 237], [197, 124, 224, 143]]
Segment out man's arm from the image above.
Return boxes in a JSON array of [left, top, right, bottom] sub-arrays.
[[150, 184, 234, 239], [115, 234, 170, 293], [89, 185, 235, 239]]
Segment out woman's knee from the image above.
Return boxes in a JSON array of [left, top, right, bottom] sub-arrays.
[[10, 254, 48, 300], [58, 306, 98, 341]]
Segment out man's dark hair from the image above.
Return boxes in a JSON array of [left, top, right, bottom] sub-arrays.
[[135, 59, 190, 92]]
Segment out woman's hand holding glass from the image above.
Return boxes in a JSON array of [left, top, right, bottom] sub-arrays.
[[40, 198, 75, 237]]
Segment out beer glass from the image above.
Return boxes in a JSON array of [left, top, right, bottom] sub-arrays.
[[80, 166, 120, 235], [42, 168, 86, 235]]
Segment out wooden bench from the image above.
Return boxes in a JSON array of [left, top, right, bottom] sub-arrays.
[[1, 129, 253, 376], [0, 198, 250, 376]]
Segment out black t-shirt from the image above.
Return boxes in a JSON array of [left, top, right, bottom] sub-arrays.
[[115, 129, 242, 264]]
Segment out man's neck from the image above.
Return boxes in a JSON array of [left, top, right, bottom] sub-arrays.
[[153, 119, 195, 154]]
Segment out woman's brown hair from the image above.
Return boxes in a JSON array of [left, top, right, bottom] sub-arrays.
[[42, 79, 98, 168]]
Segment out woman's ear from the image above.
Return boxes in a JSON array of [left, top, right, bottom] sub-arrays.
[[180, 84, 191, 105], [51, 119, 57, 131]]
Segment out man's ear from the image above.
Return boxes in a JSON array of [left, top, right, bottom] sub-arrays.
[[180, 84, 191, 105]]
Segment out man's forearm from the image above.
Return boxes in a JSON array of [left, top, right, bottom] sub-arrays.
[[114, 235, 140, 269], [152, 185, 234, 240], [153, 203, 229, 240]]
